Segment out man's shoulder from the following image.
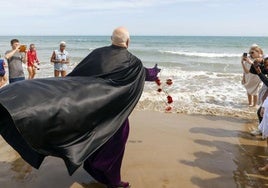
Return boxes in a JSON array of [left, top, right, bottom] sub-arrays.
[[92, 45, 138, 59], [89, 46, 112, 55], [94, 45, 111, 51], [5, 50, 11, 54]]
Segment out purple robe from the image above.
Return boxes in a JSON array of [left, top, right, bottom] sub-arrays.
[[83, 67, 159, 186]]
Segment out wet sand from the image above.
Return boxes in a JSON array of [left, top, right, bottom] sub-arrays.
[[1, 110, 268, 188]]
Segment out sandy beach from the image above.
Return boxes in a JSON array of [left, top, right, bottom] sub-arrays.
[[0, 110, 268, 188]]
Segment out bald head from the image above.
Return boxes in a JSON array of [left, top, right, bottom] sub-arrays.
[[111, 27, 130, 48]]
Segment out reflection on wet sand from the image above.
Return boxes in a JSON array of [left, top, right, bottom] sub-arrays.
[[188, 125, 268, 188], [0, 147, 104, 188], [1, 111, 268, 187]]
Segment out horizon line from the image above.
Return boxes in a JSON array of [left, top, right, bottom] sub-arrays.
[[0, 35, 267, 37]]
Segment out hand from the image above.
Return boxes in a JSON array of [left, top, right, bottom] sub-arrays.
[[260, 107, 265, 117], [254, 64, 261, 74], [241, 56, 247, 62], [153, 63, 161, 73], [15, 45, 20, 52]]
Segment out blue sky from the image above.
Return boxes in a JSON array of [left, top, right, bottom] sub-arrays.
[[1, 0, 267, 36]]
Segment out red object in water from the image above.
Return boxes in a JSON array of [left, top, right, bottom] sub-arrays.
[[155, 78, 161, 86], [166, 79, 173, 85], [165, 106, 172, 111], [167, 95, 173, 104], [157, 88, 162, 92]]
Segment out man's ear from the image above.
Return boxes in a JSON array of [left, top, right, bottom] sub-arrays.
[[126, 39, 130, 48]]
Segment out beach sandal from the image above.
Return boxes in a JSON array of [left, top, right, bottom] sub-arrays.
[[107, 181, 130, 188]]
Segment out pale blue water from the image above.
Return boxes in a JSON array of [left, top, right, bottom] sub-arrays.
[[1, 36, 268, 119]]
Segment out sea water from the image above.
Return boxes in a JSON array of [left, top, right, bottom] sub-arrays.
[[1, 36, 268, 119]]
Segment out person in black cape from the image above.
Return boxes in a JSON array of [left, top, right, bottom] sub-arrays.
[[0, 27, 160, 188]]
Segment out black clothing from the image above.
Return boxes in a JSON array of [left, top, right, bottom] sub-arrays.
[[0, 45, 145, 175]]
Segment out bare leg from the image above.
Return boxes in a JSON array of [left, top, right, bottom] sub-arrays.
[[54, 70, 60, 77], [60, 71, 67, 77], [248, 94, 252, 106], [32, 68, 36, 79], [1, 75, 7, 86], [27, 67, 33, 79], [253, 95, 258, 107], [0, 77, 3, 87]]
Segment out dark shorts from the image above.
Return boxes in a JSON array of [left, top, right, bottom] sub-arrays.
[[9, 77, 25, 84], [0, 70, 5, 77]]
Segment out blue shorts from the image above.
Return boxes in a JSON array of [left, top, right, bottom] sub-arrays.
[[9, 77, 25, 84], [0, 70, 5, 77], [54, 63, 67, 71]]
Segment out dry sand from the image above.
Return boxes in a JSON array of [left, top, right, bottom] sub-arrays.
[[0, 110, 268, 188]]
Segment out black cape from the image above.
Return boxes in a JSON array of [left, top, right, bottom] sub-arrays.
[[0, 45, 145, 175]]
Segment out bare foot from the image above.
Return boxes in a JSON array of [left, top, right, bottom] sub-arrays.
[[258, 164, 268, 171]]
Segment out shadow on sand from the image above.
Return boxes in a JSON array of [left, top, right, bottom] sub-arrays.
[[180, 125, 268, 188], [0, 156, 106, 188]]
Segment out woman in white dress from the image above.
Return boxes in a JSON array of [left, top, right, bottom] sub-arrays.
[[241, 44, 263, 107]]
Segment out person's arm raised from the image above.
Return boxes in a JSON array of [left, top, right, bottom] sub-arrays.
[[5, 45, 20, 60]]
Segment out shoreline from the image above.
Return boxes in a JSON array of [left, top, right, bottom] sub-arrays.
[[0, 110, 268, 187]]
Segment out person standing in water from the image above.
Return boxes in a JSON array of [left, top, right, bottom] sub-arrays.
[[241, 44, 263, 107]]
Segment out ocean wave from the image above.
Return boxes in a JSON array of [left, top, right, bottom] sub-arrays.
[[140, 69, 256, 120], [159, 50, 240, 58]]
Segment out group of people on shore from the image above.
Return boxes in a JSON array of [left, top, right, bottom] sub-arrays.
[[0, 39, 70, 87], [1, 29, 268, 185], [241, 44, 268, 171], [0, 27, 160, 188]]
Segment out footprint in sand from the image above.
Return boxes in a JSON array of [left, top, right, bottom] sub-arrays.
[[128, 140, 143, 143], [162, 178, 169, 188]]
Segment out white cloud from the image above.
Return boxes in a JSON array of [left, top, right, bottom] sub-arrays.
[[0, 0, 241, 16], [65, 0, 225, 11], [0, 0, 205, 13], [0, 0, 187, 17], [1, 0, 268, 36]]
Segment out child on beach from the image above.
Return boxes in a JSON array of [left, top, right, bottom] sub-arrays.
[[0, 55, 7, 87], [27, 44, 40, 79]]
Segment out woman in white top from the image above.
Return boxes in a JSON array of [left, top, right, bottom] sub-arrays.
[[50, 41, 70, 77], [241, 44, 263, 107]]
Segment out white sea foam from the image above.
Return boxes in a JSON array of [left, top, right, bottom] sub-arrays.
[[159, 50, 241, 58], [138, 68, 259, 120]]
